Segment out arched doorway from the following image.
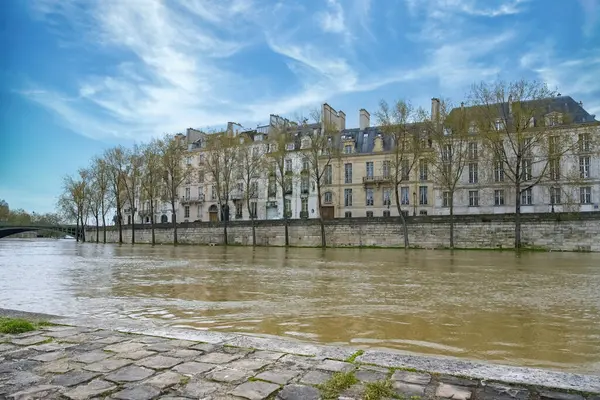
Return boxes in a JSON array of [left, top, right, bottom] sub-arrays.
[[209, 205, 219, 222], [160, 215, 168, 223]]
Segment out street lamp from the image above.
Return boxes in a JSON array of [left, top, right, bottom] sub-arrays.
[[550, 186, 555, 213], [413, 192, 417, 216]]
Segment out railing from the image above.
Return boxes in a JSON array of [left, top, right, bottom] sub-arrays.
[[180, 195, 205, 204], [363, 176, 391, 184], [300, 211, 309, 219]]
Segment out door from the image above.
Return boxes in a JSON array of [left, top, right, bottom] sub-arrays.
[[321, 206, 335, 220], [208, 205, 219, 222]]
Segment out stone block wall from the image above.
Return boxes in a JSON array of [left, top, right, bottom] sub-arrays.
[[85, 213, 600, 252]]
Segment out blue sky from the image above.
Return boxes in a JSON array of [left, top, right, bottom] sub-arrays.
[[1, 0, 599, 214]]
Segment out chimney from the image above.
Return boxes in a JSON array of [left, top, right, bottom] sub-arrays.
[[431, 98, 440, 122], [460, 101, 464, 110], [338, 110, 346, 130], [579, 100, 583, 107], [359, 109, 370, 130]]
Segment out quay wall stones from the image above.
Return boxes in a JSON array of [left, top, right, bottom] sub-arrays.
[[85, 212, 600, 251]]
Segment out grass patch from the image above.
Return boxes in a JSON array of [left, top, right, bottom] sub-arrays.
[[179, 376, 190, 385], [345, 350, 364, 363], [317, 371, 358, 400], [363, 380, 396, 400], [0, 317, 37, 334]]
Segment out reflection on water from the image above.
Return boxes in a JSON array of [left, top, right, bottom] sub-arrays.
[[1, 239, 599, 374]]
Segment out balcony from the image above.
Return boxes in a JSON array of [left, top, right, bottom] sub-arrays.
[[362, 175, 391, 186], [180, 195, 205, 204], [300, 211, 309, 219], [231, 191, 244, 200], [266, 201, 278, 208]]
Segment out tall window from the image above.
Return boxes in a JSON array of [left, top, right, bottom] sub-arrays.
[[284, 177, 292, 194], [383, 189, 391, 206], [442, 144, 452, 162], [419, 159, 428, 181], [468, 163, 478, 184], [268, 178, 276, 197], [211, 185, 217, 200], [237, 182, 244, 192], [468, 190, 479, 207], [284, 198, 292, 217], [550, 187, 561, 205], [495, 119, 503, 131], [324, 192, 333, 204], [494, 160, 504, 182], [198, 186, 203, 198], [250, 182, 258, 198], [344, 144, 353, 154], [468, 142, 478, 160], [235, 201, 243, 219], [401, 186, 410, 205], [419, 186, 428, 205], [366, 162, 374, 178], [580, 187, 592, 204], [344, 163, 352, 183], [185, 187, 191, 199], [548, 136, 558, 155], [522, 159, 532, 181], [579, 133, 591, 152], [184, 205, 190, 218], [442, 191, 451, 207], [344, 188, 353, 207], [285, 159, 292, 173], [324, 165, 332, 185], [549, 158, 560, 180], [494, 189, 505, 206], [366, 189, 374, 206], [301, 197, 308, 213], [402, 160, 410, 180], [382, 161, 390, 178], [198, 171, 204, 183], [521, 188, 533, 205], [580, 156, 590, 178], [250, 201, 257, 218], [301, 176, 310, 193], [302, 158, 309, 171]]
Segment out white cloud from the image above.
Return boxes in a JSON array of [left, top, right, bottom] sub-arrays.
[[317, 0, 346, 34]]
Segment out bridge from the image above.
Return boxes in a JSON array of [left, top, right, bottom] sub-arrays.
[[0, 224, 83, 240]]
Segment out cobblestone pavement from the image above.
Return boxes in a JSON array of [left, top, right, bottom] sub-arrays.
[[1, 325, 599, 400]]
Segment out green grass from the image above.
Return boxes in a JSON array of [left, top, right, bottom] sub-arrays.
[[317, 371, 358, 400], [345, 350, 364, 363], [0, 317, 37, 334], [363, 380, 396, 400]]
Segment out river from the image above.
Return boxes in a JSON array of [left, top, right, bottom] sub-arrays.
[[1, 239, 599, 374]]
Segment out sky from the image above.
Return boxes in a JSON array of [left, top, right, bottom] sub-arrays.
[[1, 0, 599, 214]]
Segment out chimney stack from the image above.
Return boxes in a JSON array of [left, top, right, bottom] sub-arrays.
[[359, 109, 370, 130], [431, 98, 440, 122], [338, 110, 346, 130]]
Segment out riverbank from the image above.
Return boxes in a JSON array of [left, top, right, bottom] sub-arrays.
[[85, 213, 600, 252], [1, 309, 599, 399]]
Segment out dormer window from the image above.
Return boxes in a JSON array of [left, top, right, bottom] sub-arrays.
[[344, 144, 353, 154], [286, 143, 295, 151], [546, 112, 563, 127], [495, 119, 503, 131]]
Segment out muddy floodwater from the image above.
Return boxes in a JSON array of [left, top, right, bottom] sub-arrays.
[[1, 239, 599, 374]]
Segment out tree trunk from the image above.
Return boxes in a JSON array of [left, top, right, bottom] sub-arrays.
[[252, 218, 256, 246], [131, 210, 136, 245], [95, 216, 99, 243], [449, 196, 454, 249], [150, 198, 156, 245], [171, 201, 178, 245], [281, 187, 289, 246], [76, 217, 80, 243], [316, 184, 326, 248], [394, 184, 409, 248], [116, 199, 123, 244], [101, 198, 106, 243], [515, 183, 522, 250]]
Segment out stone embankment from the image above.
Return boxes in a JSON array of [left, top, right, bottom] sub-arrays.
[[1, 311, 600, 400]]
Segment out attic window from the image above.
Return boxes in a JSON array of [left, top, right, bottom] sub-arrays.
[[546, 112, 563, 127], [286, 143, 295, 151]]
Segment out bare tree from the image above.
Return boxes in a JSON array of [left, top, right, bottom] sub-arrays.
[[89, 157, 111, 243], [267, 119, 297, 246], [158, 134, 189, 245], [468, 80, 577, 249], [428, 100, 470, 248], [122, 145, 143, 244], [204, 132, 238, 245], [60, 169, 91, 242], [375, 99, 428, 248], [140, 139, 163, 245], [237, 132, 267, 246], [104, 146, 128, 244]]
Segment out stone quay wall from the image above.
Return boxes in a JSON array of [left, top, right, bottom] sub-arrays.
[[85, 212, 600, 252]]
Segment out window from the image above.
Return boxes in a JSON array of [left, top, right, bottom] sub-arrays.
[[419, 210, 428, 216], [284, 198, 292, 218], [468, 163, 478, 184], [579, 133, 591, 152], [549, 158, 560, 180], [185, 187, 191, 200], [324, 192, 333, 204], [469, 190, 479, 207], [401, 186, 410, 205], [366, 162, 374, 178], [442, 191, 451, 207], [441, 144, 452, 162], [324, 165, 332, 185], [250, 182, 258, 198], [580, 156, 590, 178], [383, 189, 391, 206], [198, 171, 204, 183], [366, 211, 374, 218], [366, 189, 374, 206], [495, 119, 503, 131], [302, 158, 309, 171], [345, 211, 352, 218], [250, 202, 257, 218], [235, 201, 243, 219], [402, 160, 410, 180], [383, 161, 390, 178], [550, 187, 561, 205], [548, 136, 558, 155], [521, 188, 533, 205], [344, 163, 353, 183], [285, 159, 292, 173], [419, 186, 428, 205], [301, 176, 310, 193], [268, 178, 276, 197], [494, 161, 505, 182], [211, 185, 217, 200], [252, 147, 260, 158], [344, 188, 353, 207], [286, 143, 295, 151], [522, 159, 532, 181], [301, 197, 308, 213], [494, 189, 505, 206], [198, 186, 203, 197], [442, 163, 452, 177], [580, 187, 592, 204], [284, 177, 292, 194], [344, 144, 353, 154], [197, 205, 202, 218], [383, 210, 391, 217], [419, 159, 428, 181], [237, 182, 244, 192], [184, 205, 190, 218], [468, 142, 478, 160]]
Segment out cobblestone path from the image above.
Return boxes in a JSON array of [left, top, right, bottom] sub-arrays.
[[1, 325, 599, 400]]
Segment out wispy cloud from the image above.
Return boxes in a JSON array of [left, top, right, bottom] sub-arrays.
[[317, 0, 346, 34], [579, 0, 600, 37]]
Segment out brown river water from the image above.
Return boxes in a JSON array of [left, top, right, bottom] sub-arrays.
[[1, 239, 599, 374]]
